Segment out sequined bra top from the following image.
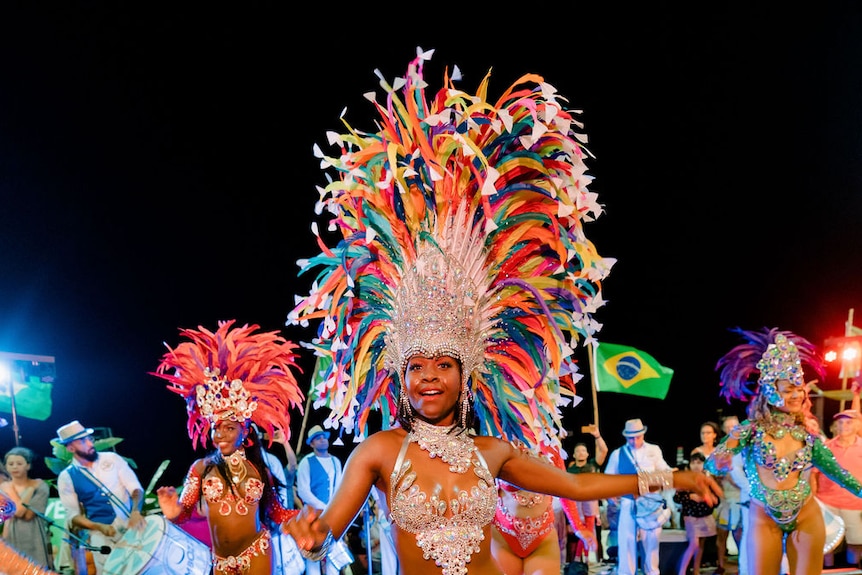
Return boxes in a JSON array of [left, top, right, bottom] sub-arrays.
[[389, 428, 497, 575]]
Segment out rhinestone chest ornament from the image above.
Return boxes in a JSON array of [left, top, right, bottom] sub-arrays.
[[392, 420, 496, 575]]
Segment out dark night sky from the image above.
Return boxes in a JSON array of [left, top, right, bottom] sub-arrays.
[[0, 5, 861, 488]]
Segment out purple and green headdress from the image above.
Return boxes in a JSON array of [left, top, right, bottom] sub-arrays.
[[716, 326, 825, 407]]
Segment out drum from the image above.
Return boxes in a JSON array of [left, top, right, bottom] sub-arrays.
[[103, 515, 211, 575], [817, 497, 846, 554]]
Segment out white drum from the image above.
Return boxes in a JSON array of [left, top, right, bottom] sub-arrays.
[[817, 497, 846, 554], [103, 515, 211, 575]]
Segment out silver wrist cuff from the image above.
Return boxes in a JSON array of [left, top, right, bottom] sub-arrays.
[[637, 469, 674, 495], [299, 530, 334, 561]]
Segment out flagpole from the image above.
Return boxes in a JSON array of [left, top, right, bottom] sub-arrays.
[[840, 308, 855, 411], [584, 340, 600, 434], [8, 374, 20, 446]]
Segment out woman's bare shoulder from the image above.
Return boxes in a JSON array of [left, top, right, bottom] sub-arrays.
[[349, 428, 408, 457]]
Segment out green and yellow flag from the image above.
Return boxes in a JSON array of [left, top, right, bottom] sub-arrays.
[[593, 342, 673, 400]]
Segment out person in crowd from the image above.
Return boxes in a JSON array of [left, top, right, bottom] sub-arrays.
[[707, 327, 862, 575], [712, 414, 744, 575], [152, 320, 304, 575], [1, 446, 54, 569], [255, 424, 306, 575], [813, 405, 862, 569], [691, 421, 720, 459], [296, 424, 349, 575], [283, 51, 721, 575], [55, 420, 146, 575], [604, 418, 674, 575], [566, 430, 608, 566], [0, 488, 58, 575], [674, 451, 719, 575]]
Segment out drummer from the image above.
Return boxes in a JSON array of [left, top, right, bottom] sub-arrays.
[[153, 320, 304, 575], [55, 420, 147, 575], [0, 488, 60, 574]]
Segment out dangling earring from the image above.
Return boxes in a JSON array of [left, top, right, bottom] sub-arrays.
[[459, 379, 470, 428], [399, 379, 414, 426]]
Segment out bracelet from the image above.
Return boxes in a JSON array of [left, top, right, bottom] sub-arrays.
[[299, 530, 334, 561], [636, 469, 674, 495]]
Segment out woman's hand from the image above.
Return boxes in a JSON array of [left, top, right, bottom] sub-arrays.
[[575, 527, 597, 551], [156, 486, 181, 520], [672, 470, 723, 506]]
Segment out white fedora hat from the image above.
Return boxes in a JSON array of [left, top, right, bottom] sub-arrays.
[[56, 420, 95, 445], [622, 418, 647, 437]]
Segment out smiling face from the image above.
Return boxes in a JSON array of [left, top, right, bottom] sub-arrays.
[[404, 354, 462, 425], [776, 379, 806, 414], [210, 419, 247, 455]]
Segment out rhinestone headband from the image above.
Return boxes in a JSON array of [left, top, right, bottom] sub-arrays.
[[756, 333, 804, 407], [383, 224, 489, 383], [196, 367, 257, 423]]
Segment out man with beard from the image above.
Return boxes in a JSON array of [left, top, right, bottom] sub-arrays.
[[55, 420, 146, 574]]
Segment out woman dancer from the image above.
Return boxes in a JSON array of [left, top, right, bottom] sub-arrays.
[[284, 51, 721, 575], [707, 327, 862, 575], [153, 320, 304, 575], [491, 479, 562, 575]]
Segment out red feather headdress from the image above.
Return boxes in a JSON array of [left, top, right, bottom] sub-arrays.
[[152, 320, 304, 449]]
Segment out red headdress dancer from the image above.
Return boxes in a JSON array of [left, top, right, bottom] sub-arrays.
[[153, 319, 304, 449]]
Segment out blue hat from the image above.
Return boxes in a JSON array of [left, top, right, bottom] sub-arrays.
[[306, 425, 329, 445]]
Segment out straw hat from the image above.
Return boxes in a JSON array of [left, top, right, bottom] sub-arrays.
[[622, 418, 647, 437], [55, 420, 94, 445], [306, 425, 329, 445]]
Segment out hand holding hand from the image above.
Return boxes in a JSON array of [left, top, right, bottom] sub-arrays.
[[284, 505, 325, 551]]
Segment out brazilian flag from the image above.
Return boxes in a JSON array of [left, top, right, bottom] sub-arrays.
[[593, 342, 673, 400]]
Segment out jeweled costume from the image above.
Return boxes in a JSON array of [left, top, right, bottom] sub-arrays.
[[289, 48, 613, 574], [152, 320, 304, 575], [706, 329, 862, 534]]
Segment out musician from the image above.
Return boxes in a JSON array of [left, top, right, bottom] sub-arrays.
[[55, 420, 146, 575]]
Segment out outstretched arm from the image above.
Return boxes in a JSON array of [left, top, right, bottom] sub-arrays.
[[486, 437, 722, 506], [287, 433, 385, 553]]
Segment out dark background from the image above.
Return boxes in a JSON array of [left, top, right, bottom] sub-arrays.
[[0, 5, 860, 489]]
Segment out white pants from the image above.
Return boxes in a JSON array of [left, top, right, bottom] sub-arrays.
[[617, 497, 662, 575]]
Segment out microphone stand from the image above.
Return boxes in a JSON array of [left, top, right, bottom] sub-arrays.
[[22, 502, 113, 555]]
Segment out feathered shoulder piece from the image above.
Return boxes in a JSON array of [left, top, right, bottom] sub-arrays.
[[716, 326, 825, 404], [289, 48, 615, 455], [152, 319, 304, 449]]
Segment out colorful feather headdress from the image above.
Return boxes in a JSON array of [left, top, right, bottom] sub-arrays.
[[152, 319, 304, 449], [716, 326, 825, 407], [289, 48, 614, 458]]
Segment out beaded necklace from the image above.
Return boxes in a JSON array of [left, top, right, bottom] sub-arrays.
[[408, 419, 475, 474]]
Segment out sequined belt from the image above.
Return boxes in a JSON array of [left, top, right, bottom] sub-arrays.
[[213, 529, 271, 574]]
